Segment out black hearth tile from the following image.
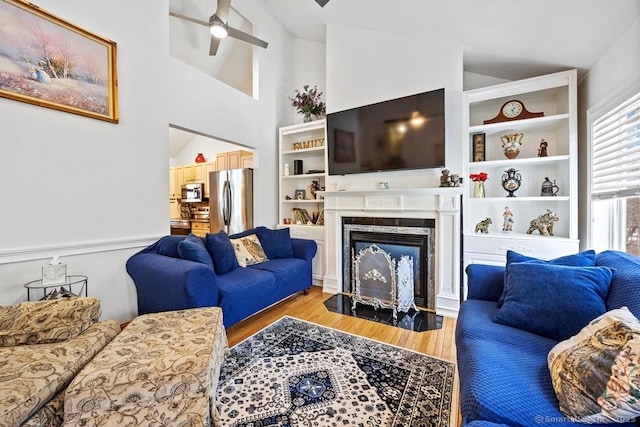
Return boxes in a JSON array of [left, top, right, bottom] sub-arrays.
[[323, 294, 442, 332]]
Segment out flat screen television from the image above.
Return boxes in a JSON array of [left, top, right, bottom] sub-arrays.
[[327, 88, 445, 175]]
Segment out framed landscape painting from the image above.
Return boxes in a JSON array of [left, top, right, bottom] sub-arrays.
[[0, 0, 118, 123]]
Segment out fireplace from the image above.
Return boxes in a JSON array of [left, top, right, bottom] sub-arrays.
[[343, 217, 436, 310]]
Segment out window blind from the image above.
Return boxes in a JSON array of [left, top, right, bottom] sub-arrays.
[[591, 91, 640, 199]]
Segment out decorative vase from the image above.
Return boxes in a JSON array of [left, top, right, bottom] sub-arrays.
[[500, 132, 524, 159], [501, 168, 522, 197], [303, 113, 313, 123], [194, 153, 205, 163], [473, 181, 486, 198]]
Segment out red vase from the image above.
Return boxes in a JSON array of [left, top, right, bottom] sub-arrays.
[[195, 153, 205, 163]]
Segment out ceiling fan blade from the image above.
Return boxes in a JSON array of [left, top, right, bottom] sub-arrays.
[[209, 36, 222, 55], [227, 26, 269, 49], [315, 0, 330, 7], [215, 0, 231, 23], [169, 11, 209, 27]]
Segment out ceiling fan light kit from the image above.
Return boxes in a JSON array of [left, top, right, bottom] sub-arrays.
[[209, 16, 228, 39], [170, 0, 268, 56]]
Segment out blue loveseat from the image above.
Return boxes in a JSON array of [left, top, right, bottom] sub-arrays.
[[456, 250, 640, 427], [126, 226, 317, 328]]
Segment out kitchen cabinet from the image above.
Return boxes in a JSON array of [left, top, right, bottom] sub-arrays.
[[175, 166, 185, 191], [191, 221, 210, 238], [169, 199, 180, 219], [277, 119, 327, 285], [194, 163, 205, 182], [216, 150, 253, 171], [204, 161, 217, 198], [169, 167, 179, 200], [182, 164, 205, 183], [462, 70, 579, 285], [241, 156, 253, 168], [171, 150, 250, 204]]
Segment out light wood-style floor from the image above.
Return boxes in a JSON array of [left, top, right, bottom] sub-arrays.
[[225, 285, 460, 426]]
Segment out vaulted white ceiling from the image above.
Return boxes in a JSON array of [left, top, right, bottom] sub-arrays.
[[259, 0, 640, 80]]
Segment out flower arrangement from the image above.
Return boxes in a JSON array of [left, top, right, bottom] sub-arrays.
[[290, 85, 326, 122], [469, 172, 488, 182]]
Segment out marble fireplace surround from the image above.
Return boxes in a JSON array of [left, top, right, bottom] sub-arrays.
[[322, 187, 463, 317]]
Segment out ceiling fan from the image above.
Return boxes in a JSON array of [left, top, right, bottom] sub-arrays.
[[169, 0, 268, 56]]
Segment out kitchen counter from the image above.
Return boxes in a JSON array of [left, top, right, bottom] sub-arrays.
[[169, 218, 210, 236]]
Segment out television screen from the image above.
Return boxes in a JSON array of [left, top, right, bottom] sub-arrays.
[[327, 88, 445, 175]]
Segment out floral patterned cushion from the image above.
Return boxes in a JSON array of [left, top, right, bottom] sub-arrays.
[[0, 297, 102, 347], [63, 307, 228, 426], [0, 320, 120, 427], [21, 390, 65, 427], [548, 307, 640, 423]]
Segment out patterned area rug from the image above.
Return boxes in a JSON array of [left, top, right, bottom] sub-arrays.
[[216, 316, 456, 426]]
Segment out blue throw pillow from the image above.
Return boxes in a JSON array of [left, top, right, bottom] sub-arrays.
[[255, 226, 294, 259], [497, 249, 597, 307], [494, 263, 613, 341], [205, 230, 239, 274], [177, 234, 213, 269]]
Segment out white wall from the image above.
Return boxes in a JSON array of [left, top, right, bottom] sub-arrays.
[[463, 71, 510, 91], [324, 24, 464, 191], [291, 39, 327, 124], [578, 16, 640, 249], [0, 0, 168, 323], [0, 0, 294, 323]]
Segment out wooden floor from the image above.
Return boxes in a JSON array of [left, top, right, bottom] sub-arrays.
[[225, 285, 460, 426]]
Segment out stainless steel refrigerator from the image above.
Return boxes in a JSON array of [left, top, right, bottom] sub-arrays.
[[209, 168, 254, 235]]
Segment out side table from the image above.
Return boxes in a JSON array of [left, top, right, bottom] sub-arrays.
[[24, 275, 88, 301]]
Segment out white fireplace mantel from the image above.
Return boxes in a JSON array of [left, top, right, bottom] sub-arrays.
[[322, 187, 463, 318]]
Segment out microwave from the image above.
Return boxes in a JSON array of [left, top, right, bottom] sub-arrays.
[[181, 183, 205, 203]]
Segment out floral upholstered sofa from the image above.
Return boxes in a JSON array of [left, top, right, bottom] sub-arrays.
[[0, 297, 120, 427], [63, 307, 228, 426]]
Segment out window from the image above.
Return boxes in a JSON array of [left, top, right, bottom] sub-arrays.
[[590, 91, 640, 255]]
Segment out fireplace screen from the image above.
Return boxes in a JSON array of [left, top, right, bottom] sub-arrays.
[[352, 244, 417, 319], [343, 217, 435, 310]]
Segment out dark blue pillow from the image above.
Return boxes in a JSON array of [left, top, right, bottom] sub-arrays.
[[494, 263, 613, 341], [177, 234, 213, 269], [596, 250, 640, 316], [255, 226, 294, 259], [205, 230, 239, 274], [498, 249, 597, 307]]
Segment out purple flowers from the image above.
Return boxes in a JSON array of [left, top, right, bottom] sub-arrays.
[[289, 84, 326, 118]]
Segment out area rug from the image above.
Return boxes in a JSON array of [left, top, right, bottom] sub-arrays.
[[216, 316, 456, 426]]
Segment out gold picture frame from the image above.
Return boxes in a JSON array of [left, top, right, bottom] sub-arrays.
[[0, 0, 118, 123], [472, 133, 486, 162]]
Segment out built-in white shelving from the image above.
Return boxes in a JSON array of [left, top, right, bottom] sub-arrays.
[[462, 70, 579, 279], [277, 119, 328, 285]]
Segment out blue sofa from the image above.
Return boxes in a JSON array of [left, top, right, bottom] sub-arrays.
[[126, 227, 317, 328], [456, 250, 640, 427]]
